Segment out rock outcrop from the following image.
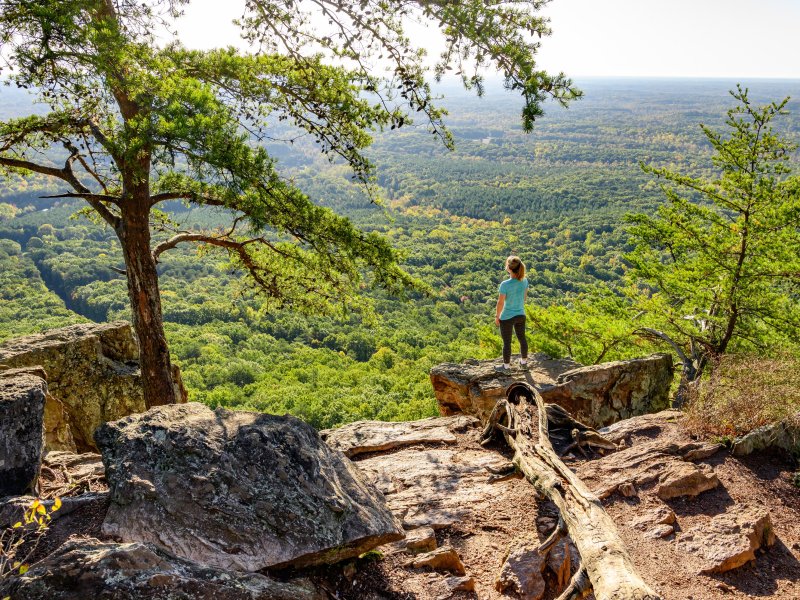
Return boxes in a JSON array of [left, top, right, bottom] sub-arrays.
[[575, 411, 722, 500], [320, 415, 478, 457], [431, 353, 579, 422], [95, 403, 404, 572], [0, 368, 46, 496], [431, 353, 673, 427], [0, 322, 187, 452], [732, 412, 800, 456], [0, 537, 324, 600]]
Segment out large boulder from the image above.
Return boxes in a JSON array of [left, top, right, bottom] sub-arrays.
[[431, 353, 673, 427], [95, 403, 404, 572], [1, 537, 324, 600], [0, 368, 46, 496], [0, 322, 187, 452]]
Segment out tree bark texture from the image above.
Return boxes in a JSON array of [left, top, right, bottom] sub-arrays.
[[118, 203, 177, 407], [487, 382, 661, 600]]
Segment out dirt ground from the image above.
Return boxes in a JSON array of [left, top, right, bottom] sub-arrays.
[[309, 424, 800, 600], [20, 419, 800, 600], [609, 450, 800, 600]]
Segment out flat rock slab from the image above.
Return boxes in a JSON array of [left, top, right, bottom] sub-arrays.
[[677, 506, 776, 574], [655, 460, 719, 500], [0, 537, 324, 600], [320, 415, 479, 457], [0, 369, 46, 496], [357, 447, 513, 530], [95, 403, 403, 572]]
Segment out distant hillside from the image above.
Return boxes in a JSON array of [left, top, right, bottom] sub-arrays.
[[2, 78, 799, 427]]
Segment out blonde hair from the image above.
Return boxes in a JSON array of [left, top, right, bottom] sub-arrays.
[[505, 255, 526, 280]]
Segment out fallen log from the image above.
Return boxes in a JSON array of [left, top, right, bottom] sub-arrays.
[[482, 381, 661, 600]]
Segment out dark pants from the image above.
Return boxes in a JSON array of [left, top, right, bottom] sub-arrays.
[[499, 315, 527, 364]]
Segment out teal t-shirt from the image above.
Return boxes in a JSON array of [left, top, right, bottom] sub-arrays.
[[499, 277, 528, 320]]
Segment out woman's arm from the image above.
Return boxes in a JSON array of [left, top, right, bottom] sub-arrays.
[[495, 294, 506, 326]]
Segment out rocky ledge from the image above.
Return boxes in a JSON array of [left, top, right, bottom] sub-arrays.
[[320, 411, 797, 598], [431, 353, 673, 427], [0, 322, 187, 452]]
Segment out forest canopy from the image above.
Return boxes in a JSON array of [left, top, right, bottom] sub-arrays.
[[0, 0, 579, 407]]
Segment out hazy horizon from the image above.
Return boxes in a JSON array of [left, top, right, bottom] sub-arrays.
[[174, 0, 800, 79]]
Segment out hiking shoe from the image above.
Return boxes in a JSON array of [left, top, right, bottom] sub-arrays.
[[494, 364, 511, 372], [519, 359, 528, 368]]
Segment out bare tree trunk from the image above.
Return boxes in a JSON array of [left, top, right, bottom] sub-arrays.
[[118, 202, 177, 407], [484, 382, 661, 600]]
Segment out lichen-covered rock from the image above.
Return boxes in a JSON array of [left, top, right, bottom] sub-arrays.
[[320, 415, 479, 457], [677, 507, 776, 574], [0, 369, 46, 496], [1, 366, 78, 452], [95, 403, 404, 572], [546, 354, 674, 426], [732, 413, 800, 456], [431, 354, 673, 427], [0, 322, 186, 452], [0, 537, 324, 600]]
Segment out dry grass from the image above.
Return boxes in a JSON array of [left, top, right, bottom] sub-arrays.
[[684, 353, 800, 439]]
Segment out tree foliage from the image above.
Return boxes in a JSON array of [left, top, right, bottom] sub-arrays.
[[626, 86, 800, 393]]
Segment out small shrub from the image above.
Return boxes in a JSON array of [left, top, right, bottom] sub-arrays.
[[0, 498, 61, 583], [685, 354, 800, 438]]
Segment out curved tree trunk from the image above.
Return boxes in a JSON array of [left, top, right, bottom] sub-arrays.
[[485, 382, 661, 600], [118, 202, 177, 408]]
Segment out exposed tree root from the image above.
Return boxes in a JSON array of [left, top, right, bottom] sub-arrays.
[[482, 381, 662, 600]]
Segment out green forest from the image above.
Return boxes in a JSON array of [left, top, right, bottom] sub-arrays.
[[2, 78, 799, 430]]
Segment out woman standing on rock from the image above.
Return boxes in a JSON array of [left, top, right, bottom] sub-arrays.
[[494, 255, 529, 371]]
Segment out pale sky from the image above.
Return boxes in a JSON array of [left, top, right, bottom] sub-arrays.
[[175, 0, 800, 79]]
